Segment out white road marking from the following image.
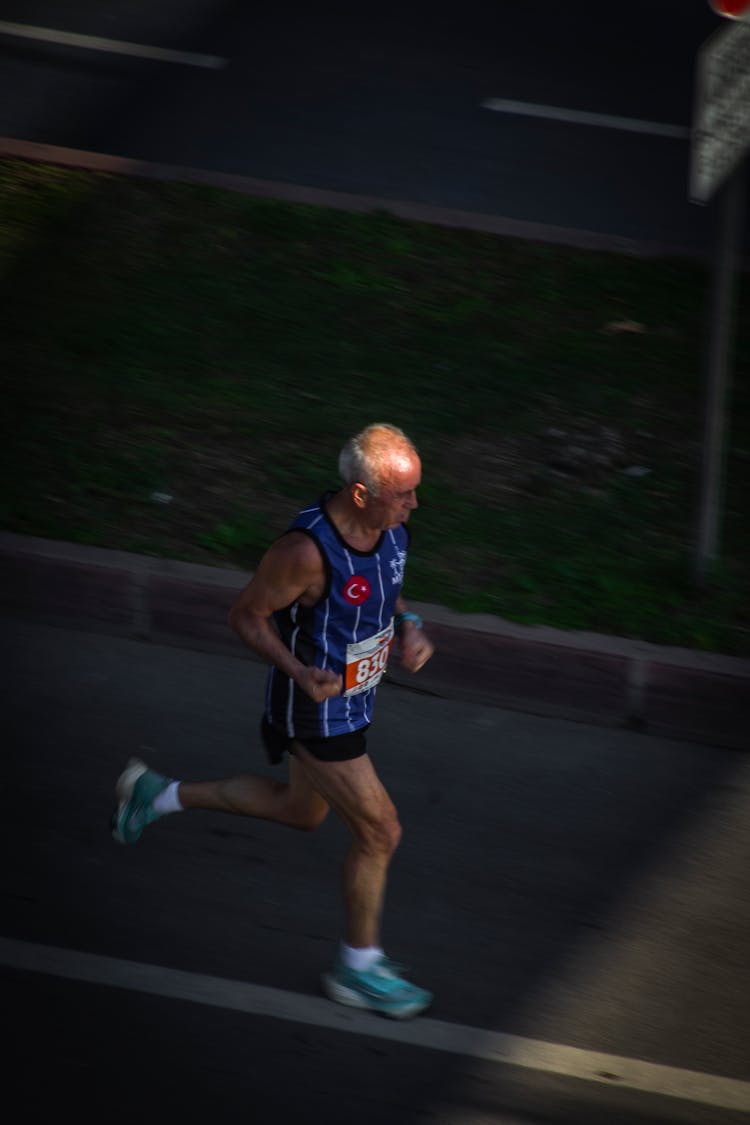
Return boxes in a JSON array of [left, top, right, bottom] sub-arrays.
[[481, 97, 689, 139], [0, 20, 227, 69], [2, 936, 748, 1113]]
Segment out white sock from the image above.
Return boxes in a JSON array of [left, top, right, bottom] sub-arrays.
[[340, 943, 383, 971], [152, 780, 183, 816]]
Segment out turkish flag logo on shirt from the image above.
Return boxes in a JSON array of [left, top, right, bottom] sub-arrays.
[[343, 576, 371, 605]]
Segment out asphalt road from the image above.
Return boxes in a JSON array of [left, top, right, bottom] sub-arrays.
[[4, 617, 749, 1123], [1, 0, 748, 254]]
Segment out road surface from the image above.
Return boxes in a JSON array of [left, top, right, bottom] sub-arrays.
[[1, 1, 747, 254], [3, 617, 749, 1123]]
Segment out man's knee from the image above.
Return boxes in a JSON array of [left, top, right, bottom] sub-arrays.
[[359, 806, 402, 858], [385, 813, 403, 855]]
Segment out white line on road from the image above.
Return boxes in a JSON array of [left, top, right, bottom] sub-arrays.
[[481, 97, 689, 139], [0, 20, 227, 69], [2, 936, 749, 1114]]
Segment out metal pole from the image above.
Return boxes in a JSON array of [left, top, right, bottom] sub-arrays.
[[693, 157, 746, 586]]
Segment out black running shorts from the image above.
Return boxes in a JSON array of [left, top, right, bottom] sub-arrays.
[[260, 715, 369, 764]]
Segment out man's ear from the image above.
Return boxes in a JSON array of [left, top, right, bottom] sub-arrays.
[[351, 482, 368, 509]]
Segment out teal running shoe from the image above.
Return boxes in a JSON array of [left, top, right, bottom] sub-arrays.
[[112, 758, 172, 845], [322, 956, 432, 1019]]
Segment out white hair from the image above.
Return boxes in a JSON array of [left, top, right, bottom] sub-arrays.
[[338, 423, 418, 497]]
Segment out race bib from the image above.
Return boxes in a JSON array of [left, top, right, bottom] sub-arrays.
[[343, 622, 394, 697]]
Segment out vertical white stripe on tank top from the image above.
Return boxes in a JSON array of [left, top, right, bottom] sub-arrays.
[[286, 607, 299, 738], [321, 596, 331, 667], [343, 547, 354, 574], [342, 549, 357, 730], [321, 596, 331, 738], [374, 552, 385, 628], [367, 530, 395, 724]]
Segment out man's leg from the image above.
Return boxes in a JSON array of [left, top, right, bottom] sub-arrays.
[[112, 755, 329, 844], [177, 756, 330, 831], [112, 745, 431, 1015], [288, 745, 432, 1018], [288, 746, 401, 949]]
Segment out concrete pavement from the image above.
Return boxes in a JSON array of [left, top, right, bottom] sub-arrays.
[[2, 530, 747, 751]]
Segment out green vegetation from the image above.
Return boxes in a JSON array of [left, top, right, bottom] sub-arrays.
[[1, 159, 748, 653]]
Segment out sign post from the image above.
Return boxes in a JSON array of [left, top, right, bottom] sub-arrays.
[[690, 21, 750, 205], [689, 19, 750, 585]]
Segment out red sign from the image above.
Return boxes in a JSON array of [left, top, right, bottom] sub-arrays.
[[709, 1, 750, 17]]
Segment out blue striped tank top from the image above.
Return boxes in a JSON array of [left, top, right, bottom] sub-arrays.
[[265, 492, 409, 740]]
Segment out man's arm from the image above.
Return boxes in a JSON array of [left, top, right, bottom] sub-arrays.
[[229, 533, 343, 703]]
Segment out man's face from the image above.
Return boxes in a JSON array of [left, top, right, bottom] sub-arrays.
[[365, 454, 421, 530]]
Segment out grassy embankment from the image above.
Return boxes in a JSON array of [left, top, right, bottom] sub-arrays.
[[1, 159, 748, 653]]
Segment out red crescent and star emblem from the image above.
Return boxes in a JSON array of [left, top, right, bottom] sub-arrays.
[[343, 576, 371, 605]]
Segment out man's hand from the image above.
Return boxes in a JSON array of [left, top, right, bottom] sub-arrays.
[[399, 625, 434, 674], [297, 665, 343, 703]]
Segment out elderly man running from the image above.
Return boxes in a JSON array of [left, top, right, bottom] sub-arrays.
[[112, 422, 435, 1018]]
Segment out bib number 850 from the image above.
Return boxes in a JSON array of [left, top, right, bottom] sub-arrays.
[[355, 644, 390, 683], [344, 624, 394, 697]]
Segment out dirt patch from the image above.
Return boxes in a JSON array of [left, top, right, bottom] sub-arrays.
[[440, 420, 651, 501]]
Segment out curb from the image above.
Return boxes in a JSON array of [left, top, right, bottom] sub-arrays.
[[2, 531, 748, 751], [0, 136, 704, 261]]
